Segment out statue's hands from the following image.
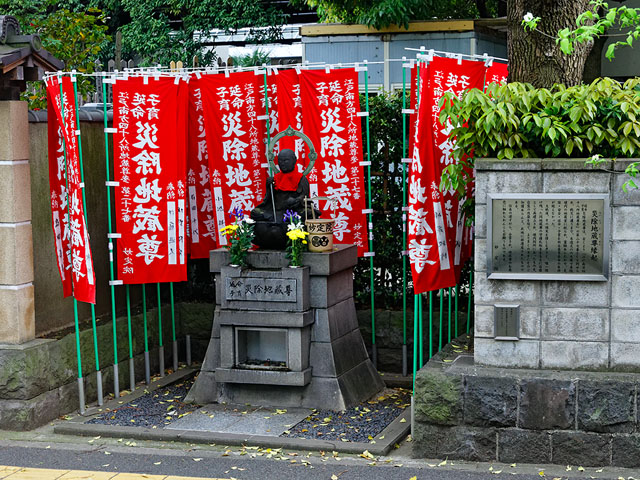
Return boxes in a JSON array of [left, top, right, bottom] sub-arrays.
[[285, 197, 300, 208], [266, 176, 274, 187]]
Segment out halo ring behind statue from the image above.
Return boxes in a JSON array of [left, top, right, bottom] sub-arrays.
[[266, 126, 317, 177]]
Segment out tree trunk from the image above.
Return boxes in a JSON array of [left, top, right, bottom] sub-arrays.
[[508, 0, 593, 87], [581, 35, 605, 83]]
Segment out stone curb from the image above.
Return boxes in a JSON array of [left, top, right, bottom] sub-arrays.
[[54, 405, 410, 456]]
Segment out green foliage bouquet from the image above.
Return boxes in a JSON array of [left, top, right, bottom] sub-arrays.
[[284, 210, 308, 267], [219, 208, 255, 267]]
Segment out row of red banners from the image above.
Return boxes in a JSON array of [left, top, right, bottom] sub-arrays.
[[46, 67, 370, 293], [407, 57, 508, 294], [46, 60, 507, 300], [197, 68, 368, 254]]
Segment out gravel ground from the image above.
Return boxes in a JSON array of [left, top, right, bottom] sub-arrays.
[[86, 376, 410, 442], [282, 388, 411, 443], [87, 377, 199, 428]]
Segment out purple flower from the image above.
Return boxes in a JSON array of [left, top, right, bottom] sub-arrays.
[[230, 207, 244, 220], [283, 210, 301, 223]]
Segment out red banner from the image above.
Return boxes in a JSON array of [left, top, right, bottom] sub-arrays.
[[46, 89, 72, 299], [276, 69, 310, 169], [261, 71, 279, 151], [113, 76, 188, 284], [299, 68, 368, 255], [187, 76, 218, 259], [408, 57, 486, 293], [199, 71, 267, 245], [485, 62, 508, 88], [408, 63, 419, 157], [45, 76, 96, 304]]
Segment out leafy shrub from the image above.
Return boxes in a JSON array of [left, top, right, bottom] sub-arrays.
[[440, 78, 640, 204], [353, 91, 412, 309]]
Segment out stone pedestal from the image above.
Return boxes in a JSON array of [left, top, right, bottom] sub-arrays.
[[0, 101, 34, 344], [186, 244, 384, 410]]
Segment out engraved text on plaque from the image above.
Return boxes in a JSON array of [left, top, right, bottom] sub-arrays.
[[487, 194, 609, 281]]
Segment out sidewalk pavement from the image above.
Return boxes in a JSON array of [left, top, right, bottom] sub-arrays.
[[0, 466, 228, 480]]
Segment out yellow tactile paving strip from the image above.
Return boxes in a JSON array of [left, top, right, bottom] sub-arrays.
[[0, 467, 229, 480]]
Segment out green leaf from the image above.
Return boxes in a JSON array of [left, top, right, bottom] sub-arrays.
[[566, 139, 574, 156], [559, 38, 572, 54]]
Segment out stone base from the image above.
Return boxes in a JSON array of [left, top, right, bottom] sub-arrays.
[[187, 245, 385, 410], [412, 352, 640, 467]]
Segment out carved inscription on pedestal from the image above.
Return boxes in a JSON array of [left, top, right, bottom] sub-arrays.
[[225, 277, 297, 302], [487, 194, 609, 281]]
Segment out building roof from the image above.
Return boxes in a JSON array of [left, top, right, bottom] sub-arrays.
[[0, 14, 63, 100]]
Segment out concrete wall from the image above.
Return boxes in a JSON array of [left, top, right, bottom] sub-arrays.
[[474, 158, 640, 371]]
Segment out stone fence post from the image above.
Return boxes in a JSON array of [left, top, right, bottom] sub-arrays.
[[0, 101, 35, 344]]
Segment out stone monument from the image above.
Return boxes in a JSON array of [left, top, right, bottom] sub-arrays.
[[413, 158, 640, 468], [187, 127, 384, 409]]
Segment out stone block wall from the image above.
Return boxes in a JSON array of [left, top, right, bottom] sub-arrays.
[[0, 302, 212, 430], [474, 158, 640, 371], [412, 354, 640, 467]]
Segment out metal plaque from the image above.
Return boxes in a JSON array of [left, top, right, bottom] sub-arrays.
[[487, 194, 609, 281], [494, 305, 520, 340]]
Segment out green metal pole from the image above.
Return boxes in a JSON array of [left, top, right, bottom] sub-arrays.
[[468, 269, 473, 334], [157, 283, 164, 377], [455, 284, 459, 338], [418, 293, 423, 368], [100, 78, 122, 399], [429, 291, 433, 359], [262, 67, 271, 145], [57, 76, 85, 414], [72, 74, 103, 406], [439, 289, 444, 351], [448, 286, 452, 343], [413, 57, 422, 366], [142, 284, 150, 384], [170, 282, 178, 372], [412, 294, 418, 392], [126, 285, 134, 391], [363, 61, 377, 369], [401, 58, 408, 377]]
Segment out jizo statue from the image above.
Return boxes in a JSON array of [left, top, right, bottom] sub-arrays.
[[250, 128, 321, 250]]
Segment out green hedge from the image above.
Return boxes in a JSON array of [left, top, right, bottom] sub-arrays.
[[440, 78, 640, 207]]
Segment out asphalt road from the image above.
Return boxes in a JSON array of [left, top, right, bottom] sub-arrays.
[[0, 439, 631, 480]]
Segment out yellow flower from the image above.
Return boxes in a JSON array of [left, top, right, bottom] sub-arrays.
[[286, 228, 308, 241], [220, 224, 239, 235]]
